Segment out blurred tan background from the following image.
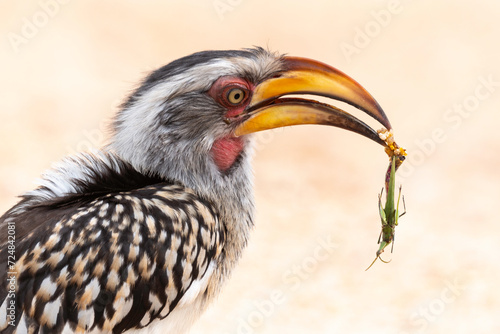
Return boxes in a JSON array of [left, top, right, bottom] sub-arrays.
[[1, 1, 500, 333]]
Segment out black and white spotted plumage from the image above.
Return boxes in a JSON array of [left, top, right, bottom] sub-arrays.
[[0, 154, 225, 333], [0, 48, 287, 333]]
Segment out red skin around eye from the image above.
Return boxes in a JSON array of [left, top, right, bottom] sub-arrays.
[[208, 76, 253, 118], [208, 76, 253, 172]]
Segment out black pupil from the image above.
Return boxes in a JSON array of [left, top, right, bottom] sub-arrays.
[[233, 92, 241, 100]]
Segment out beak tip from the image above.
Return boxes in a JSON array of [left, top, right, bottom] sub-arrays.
[[370, 101, 392, 131]]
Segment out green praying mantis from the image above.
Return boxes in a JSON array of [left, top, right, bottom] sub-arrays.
[[365, 154, 406, 271]]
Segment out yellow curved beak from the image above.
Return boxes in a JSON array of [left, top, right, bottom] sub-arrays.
[[234, 57, 391, 146]]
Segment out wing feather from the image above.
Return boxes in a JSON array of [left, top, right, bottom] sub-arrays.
[[0, 183, 224, 334]]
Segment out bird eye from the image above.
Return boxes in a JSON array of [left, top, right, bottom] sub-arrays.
[[226, 88, 246, 105], [208, 78, 251, 109]]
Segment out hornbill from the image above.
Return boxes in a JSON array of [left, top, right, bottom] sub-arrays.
[[0, 48, 391, 333]]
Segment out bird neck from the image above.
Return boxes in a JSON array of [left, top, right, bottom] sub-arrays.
[[203, 150, 256, 296], [110, 135, 256, 285]]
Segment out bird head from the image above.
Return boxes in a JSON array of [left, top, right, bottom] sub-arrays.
[[110, 48, 390, 196]]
